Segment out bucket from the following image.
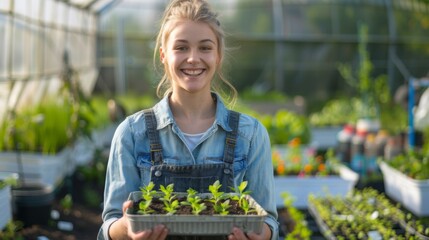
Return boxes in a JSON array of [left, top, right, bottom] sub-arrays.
[[12, 183, 55, 226]]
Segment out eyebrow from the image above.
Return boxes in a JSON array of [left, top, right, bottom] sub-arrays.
[[175, 39, 216, 44]]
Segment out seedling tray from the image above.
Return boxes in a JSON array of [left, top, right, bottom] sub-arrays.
[[126, 192, 267, 236]]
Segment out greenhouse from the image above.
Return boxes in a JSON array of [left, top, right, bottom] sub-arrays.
[[0, 0, 429, 239]]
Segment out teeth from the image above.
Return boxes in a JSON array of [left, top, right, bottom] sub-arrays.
[[183, 69, 203, 76]]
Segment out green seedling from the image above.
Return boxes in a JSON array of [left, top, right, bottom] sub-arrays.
[[181, 188, 206, 215], [214, 199, 231, 216], [230, 181, 252, 208], [208, 180, 227, 210], [159, 183, 179, 215], [138, 182, 156, 214]]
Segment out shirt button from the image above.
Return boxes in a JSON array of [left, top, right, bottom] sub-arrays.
[[154, 170, 162, 177], [223, 168, 231, 174]]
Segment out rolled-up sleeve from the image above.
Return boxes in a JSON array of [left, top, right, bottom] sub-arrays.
[[98, 119, 141, 240]]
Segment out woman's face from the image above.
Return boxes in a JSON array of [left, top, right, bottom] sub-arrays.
[[160, 20, 219, 95]]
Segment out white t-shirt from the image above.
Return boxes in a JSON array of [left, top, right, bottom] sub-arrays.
[[182, 131, 206, 151]]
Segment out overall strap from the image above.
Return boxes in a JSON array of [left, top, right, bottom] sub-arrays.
[[223, 110, 240, 165], [143, 109, 163, 165]]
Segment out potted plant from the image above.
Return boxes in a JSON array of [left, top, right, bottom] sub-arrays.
[[272, 140, 359, 208], [126, 181, 267, 236], [379, 149, 429, 217], [0, 172, 18, 230], [308, 188, 429, 239], [0, 101, 75, 187], [277, 192, 312, 239]]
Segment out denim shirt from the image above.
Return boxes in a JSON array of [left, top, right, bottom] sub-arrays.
[[98, 94, 279, 240]]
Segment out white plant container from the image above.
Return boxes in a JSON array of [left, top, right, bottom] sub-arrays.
[[0, 148, 71, 187], [379, 161, 429, 217], [274, 164, 359, 209], [126, 192, 267, 236], [0, 172, 18, 230]]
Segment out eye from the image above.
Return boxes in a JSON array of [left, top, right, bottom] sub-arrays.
[[200, 46, 213, 51], [174, 46, 188, 51]]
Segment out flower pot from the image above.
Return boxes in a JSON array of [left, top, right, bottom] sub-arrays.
[[12, 183, 55, 227], [274, 164, 359, 208], [126, 192, 267, 236], [379, 161, 429, 216], [0, 147, 71, 187]]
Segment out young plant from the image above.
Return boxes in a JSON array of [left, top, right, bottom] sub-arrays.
[[181, 188, 206, 215], [236, 197, 255, 215], [208, 180, 227, 210], [230, 181, 252, 208], [159, 183, 179, 215], [138, 182, 157, 214], [230, 181, 258, 215], [214, 199, 231, 216]]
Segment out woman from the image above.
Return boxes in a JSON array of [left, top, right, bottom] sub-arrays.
[[98, 0, 278, 239]]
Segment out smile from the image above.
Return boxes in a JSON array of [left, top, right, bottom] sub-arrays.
[[182, 69, 205, 76]]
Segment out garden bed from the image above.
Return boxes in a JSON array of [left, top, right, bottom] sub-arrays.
[[308, 188, 429, 239]]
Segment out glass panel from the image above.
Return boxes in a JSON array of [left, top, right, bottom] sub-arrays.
[[11, 19, 28, 77], [68, 7, 81, 30], [222, 1, 274, 36], [0, 0, 10, 11], [57, 1, 68, 27], [43, 0, 56, 24], [0, 15, 7, 79], [44, 27, 62, 74], [30, 0, 42, 21], [14, 0, 28, 18]]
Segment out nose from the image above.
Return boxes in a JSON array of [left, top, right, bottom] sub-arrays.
[[187, 48, 200, 64]]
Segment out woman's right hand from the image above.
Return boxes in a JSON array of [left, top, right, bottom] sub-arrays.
[[109, 200, 169, 240]]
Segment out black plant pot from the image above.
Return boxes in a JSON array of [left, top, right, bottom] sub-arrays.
[[12, 183, 55, 227]]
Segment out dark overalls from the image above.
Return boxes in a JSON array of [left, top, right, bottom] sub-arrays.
[[143, 109, 240, 240]]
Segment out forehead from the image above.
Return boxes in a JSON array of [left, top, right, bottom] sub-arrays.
[[166, 20, 217, 44]]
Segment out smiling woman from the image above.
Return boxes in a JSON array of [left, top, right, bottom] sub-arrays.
[[98, 1, 279, 240]]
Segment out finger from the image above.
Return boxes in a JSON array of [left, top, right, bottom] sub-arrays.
[[122, 200, 133, 213], [231, 227, 248, 240], [150, 225, 168, 240]]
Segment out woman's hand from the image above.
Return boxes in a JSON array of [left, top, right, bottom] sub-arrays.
[[108, 200, 169, 240], [228, 223, 272, 240]]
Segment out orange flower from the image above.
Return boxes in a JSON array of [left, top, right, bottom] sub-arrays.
[[291, 155, 301, 164], [318, 163, 326, 172], [277, 163, 286, 175], [303, 164, 313, 173], [288, 138, 301, 147]]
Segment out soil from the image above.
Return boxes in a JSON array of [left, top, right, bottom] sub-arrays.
[[131, 197, 256, 216]]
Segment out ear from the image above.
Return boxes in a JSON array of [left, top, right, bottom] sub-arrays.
[[159, 47, 165, 63]]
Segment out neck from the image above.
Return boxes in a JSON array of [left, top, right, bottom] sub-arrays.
[[169, 92, 216, 134]]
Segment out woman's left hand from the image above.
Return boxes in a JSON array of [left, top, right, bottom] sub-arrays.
[[228, 223, 272, 240]]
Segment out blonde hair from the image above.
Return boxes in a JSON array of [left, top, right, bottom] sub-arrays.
[[154, 0, 237, 106]]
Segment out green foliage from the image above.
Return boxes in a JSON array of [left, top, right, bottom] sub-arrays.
[[138, 182, 157, 215], [240, 90, 288, 103], [159, 183, 179, 215], [0, 221, 24, 240], [180, 188, 207, 215], [208, 180, 227, 208], [309, 188, 429, 239], [60, 194, 73, 215], [258, 110, 311, 145], [230, 181, 252, 208], [0, 176, 17, 190], [213, 199, 231, 216], [337, 24, 390, 120], [386, 150, 429, 180], [281, 192, 312, 240]]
